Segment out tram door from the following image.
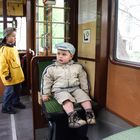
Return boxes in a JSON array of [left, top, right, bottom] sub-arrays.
[[0, 0, 28, 98]]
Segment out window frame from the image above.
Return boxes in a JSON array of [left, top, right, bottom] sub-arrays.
[[109, 0, 140, 68], [35, 0, 71, 56]]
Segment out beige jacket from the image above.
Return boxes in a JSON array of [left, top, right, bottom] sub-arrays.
[[0, 45, 24, 85], [42, 60, 89, 95]]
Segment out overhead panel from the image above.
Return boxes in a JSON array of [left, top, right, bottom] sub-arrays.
[[0, 1, 2, 16], [7, 0, 24, 4], [7, 2, 23, 16], [0, 0, 25, 16]]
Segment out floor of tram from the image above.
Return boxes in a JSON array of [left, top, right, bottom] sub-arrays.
[[0, 95, 33, 140], [0, 95, 133, 140]]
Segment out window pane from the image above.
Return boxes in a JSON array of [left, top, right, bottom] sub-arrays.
[[7, 18, 13, 21], [116, 0, 140, 63], [36, 7, 44, 21], [52, 8, 64, 22], [51, 0, 65, 53], [36, 0, 46, 54], [52, 24, 64, 37], [0, 23, 3, 39], [0, 17, 3, 39], [54, 0, 64, 7], [36, 38, 44, 53], [36, 22, 46, 53], [36, 0, 44, 6], [52, 38, 64, 54], [16, 17, 26, 50]]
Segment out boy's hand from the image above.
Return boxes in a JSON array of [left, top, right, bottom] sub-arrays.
[[6, 77, 12, 81], [42, 95, 50, 101], [5, 75, 12, 81]]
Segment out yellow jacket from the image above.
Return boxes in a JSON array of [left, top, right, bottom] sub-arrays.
[[0, 45, 24, 85]]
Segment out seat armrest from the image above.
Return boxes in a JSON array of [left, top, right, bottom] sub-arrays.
[[38, 92, 42, 105]]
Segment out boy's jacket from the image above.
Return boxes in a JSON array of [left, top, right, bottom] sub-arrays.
[[41, 60, 89, 95]]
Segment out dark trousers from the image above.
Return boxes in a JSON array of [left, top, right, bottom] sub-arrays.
[[3, 84, 21, 108]]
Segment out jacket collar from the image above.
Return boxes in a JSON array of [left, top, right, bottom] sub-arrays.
[[55, 60, 74, 66], [0, 42, 15, 47]]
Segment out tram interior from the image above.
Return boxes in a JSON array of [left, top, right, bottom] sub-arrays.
[[0, 96, 133, 140], [0, 0, 140, 140]]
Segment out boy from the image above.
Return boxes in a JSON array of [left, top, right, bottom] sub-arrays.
[[0, 27, 25, 114], [41, 42, 96, 128]]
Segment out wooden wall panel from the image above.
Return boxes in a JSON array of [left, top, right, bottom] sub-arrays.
[[78, 21, 96, 59], [0, 1, 2, 15], [78, 59, 95, 98], [7, 3, 23, 16], [0, 1, 24, 16], [107, 61, 140, 125]]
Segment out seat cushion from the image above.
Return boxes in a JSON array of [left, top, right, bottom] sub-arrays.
[[43, 97, 63, 113]]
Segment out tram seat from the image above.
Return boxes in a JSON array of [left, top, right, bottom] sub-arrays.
[[31, 56, 56, 139], [31, 56, 95, 140], [38, 57, 93, 140], [37, 58, 64, 117], [103, 126, 140, 140], [37, 58, 92, 119], [37, 57, 89, 118]]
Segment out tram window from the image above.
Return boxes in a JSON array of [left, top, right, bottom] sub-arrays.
[[115, 0, 140, 64], [0, 17, 26, 51], [0, 17, 12, 39], [16, 17, 26, 51], [0, 17, 14, 40], [0, 18, 3, 39], [35, 0, 70, 55]]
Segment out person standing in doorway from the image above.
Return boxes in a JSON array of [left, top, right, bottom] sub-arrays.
[[0, 27, 26, 114]]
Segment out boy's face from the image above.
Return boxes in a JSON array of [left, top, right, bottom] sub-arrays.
[[6, 31, 16, 44], [56, 49, 73, 64]]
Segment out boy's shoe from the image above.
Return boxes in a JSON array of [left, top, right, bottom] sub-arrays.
[[86, 111, 96, 125], [13, 102, 26, 109], [68, 111, 87, 128], [1, 106, 16, 114]]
